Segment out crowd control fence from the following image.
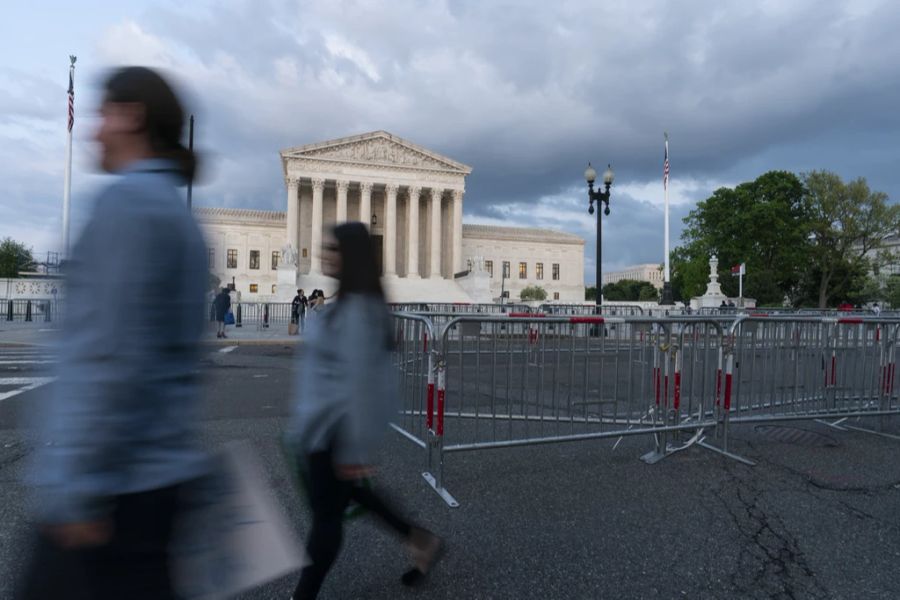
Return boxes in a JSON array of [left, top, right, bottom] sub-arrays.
[[389, 313, 900, 507], [3, 299, 62, 323]]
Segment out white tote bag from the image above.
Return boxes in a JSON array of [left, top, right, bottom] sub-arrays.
[[174, 442, 307, 599]]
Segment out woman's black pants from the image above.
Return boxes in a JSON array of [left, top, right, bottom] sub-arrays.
[[293, 449, 412, 600]]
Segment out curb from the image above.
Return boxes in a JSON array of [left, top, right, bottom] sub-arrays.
[[200, 337, 304, 347]]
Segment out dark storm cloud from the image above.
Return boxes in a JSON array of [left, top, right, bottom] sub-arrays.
[[4, 0, 899, 265]]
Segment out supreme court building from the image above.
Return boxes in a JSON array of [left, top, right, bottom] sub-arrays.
[[197, 131, 585, 302]]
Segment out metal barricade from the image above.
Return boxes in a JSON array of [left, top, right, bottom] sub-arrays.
[[2, 298, 63, 323], [722, 317, 900, 435], [389, 302, 531, 314], [391, 313, 437, 450], [538, 303, 644, 316], [421, 315, 728, 506]]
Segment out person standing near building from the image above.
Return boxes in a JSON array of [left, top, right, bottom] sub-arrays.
[[286, 223, 443, 599], [20, 66, 209, 599], [291, 288, 308, 334], [214, 287, 232, 338]]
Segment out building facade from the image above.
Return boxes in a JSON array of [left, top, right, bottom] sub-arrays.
[[462, 225, 584, 302], [196, 131, 585, 302], [602, 263, 664, 290]]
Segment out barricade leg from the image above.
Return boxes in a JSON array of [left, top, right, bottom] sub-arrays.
[[25, 300, 32, 322], [695, 346, 756, 466], [422, 358, 459, 508], [7, 300, 13, 321]]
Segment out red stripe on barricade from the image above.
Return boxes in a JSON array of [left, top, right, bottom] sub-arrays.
[[569, 316, 604, 324], [876, 327, 881, 342], [664, 374, 669, 408], [724, 373, 733, 411], [673, 371, 681, 411], [750, 313, 769, 317], [510, 312, 544, 318], [838, 317, 864, 324]]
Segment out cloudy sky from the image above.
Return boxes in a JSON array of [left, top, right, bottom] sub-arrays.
[[3, 0, 899, 283]]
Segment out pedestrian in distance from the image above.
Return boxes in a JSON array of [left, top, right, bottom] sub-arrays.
[[214, 286, 232, 338], [873, 302, 881, 316], [286, 222, 443, 600], [291, 288, 308, 334], [19, 66, 210, 600]]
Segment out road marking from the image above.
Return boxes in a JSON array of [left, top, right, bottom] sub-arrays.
[[219, 346, 238, 354], [0, 377, 57, 402], [0, 360, 57, 365]]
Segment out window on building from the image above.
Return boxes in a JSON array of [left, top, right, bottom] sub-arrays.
[[208, 248, 215, 269], [271, 251, 279, 270], [536, 262, 544, 280], [552, 263, 560, 280], [249, 250, 260, 270], [554, 292, 560, 300], [271, 284, 277, 294], [249, 283, 258, 293], [227, 249, 238, 269], [502, 261, 510, 278], [485, 260, 493, 277], [519, 262, 527, 279], [302, 248, 308, 258]]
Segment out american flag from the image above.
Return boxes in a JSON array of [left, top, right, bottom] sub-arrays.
[[663, 133, 669, 190], [67, 60, 74, 132]]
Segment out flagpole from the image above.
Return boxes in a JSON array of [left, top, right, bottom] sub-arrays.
[[63, 55, 76, 258], [660, 132, 674, 304], [664, 133, 669, 283]]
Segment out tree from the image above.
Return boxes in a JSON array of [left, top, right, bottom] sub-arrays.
[[800, 171, 900, 308], [601, 279, 659, 302], [585, 286, 598, 301], [0, 238, 35, 278], [676, 171, 809, 306], [520, 285, 548, 301]]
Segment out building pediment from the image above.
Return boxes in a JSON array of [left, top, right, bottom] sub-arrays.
[[281, 131, 472, 175]]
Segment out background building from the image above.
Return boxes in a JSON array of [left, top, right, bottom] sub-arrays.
[[602, 263, 664, 290], [197, 131, 585, 302]]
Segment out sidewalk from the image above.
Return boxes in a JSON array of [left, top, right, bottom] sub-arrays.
[[201, 321, 302, 346], [0, 320, 302, 347]]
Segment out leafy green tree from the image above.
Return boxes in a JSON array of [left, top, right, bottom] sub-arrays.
[[520, 285, 548, 301], [585, 286, 597, 301], [0, 238, 35, 278], [638, 284, 659, 302], [799, 171, 900, 308], [884, 276, 900, 309], [601, 279, 659, 302], [676, 171, 809, 306]]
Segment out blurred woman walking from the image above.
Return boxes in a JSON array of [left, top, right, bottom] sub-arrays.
[[286, 222, 443, 600]]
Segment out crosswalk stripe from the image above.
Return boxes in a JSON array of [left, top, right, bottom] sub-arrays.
[[0, 377, 56, 402], [219, 346, 238, 354], [0, 360, 57, 365]]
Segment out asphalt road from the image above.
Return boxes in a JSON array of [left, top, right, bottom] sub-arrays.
[[1, 341, 900, 599]]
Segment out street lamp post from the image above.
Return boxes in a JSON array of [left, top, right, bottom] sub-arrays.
[[585, 163, 614, 307]]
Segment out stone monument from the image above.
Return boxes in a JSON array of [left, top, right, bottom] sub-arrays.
[[691, 255, 729, 309], [274, 244, 299, 302], [455, 256, 493, 303]]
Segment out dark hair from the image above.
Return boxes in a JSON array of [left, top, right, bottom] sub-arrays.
[[103, 66, 197, 183], [333, 222, 385, 299]]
